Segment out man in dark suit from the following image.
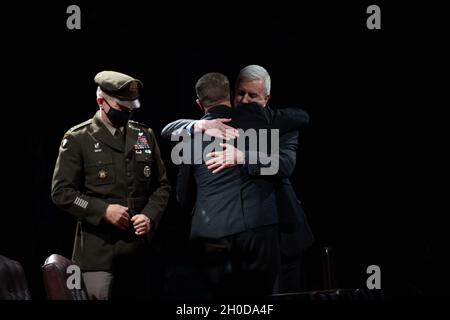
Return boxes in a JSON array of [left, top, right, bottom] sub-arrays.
[[233, 65, 315, 293], [164, 71, 310, 298], [163, 65, 314, 294]]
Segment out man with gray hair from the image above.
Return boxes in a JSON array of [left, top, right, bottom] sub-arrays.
[[51, 71, 171, 299], [236, 64, 271, 104]]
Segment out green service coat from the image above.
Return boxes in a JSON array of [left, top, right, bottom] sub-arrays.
[[51, 112, 171, 271]]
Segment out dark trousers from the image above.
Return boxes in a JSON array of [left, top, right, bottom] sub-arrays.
[[273, 254, 305, 294], [194, 225, 281, 300], [110, 244, 163, 300]]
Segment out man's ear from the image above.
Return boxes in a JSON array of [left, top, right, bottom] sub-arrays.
[[196, 99, 205, 112], [97, 97, 104, 108], [263, 94, 271, 107]]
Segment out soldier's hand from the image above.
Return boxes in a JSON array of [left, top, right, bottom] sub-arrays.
[[131, 214, 152, 235], [194, 118, 239, 140], [104, 204, 130, 230]]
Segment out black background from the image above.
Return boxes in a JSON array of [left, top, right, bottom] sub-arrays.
[[1, 0, 447, 306]]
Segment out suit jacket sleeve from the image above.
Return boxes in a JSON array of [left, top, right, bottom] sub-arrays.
[[245, 130, 298, 178], [270, 107, 310, 133], [161, 119, 197, 140], [51, 133, 109, 226], [162, 119, 197, 211], [244, 106, 306, 177], [140, 129, 171, 228], [176, 164, 196, 211]]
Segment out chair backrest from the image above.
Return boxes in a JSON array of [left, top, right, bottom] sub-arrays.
[[0, 255, 31, 300], [42, 254, 88, 300]]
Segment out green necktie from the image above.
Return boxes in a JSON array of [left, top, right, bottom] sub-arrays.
[[115, 128, 125, 148]]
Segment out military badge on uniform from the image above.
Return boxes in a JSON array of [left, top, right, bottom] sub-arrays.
[[134, 132, 150, 150], [143, 165, 151, 177], [98, 169, 108, 179], [94, 142, 102, 153]]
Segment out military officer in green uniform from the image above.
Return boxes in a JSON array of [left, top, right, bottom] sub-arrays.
[[51, 71, 171, 300]]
